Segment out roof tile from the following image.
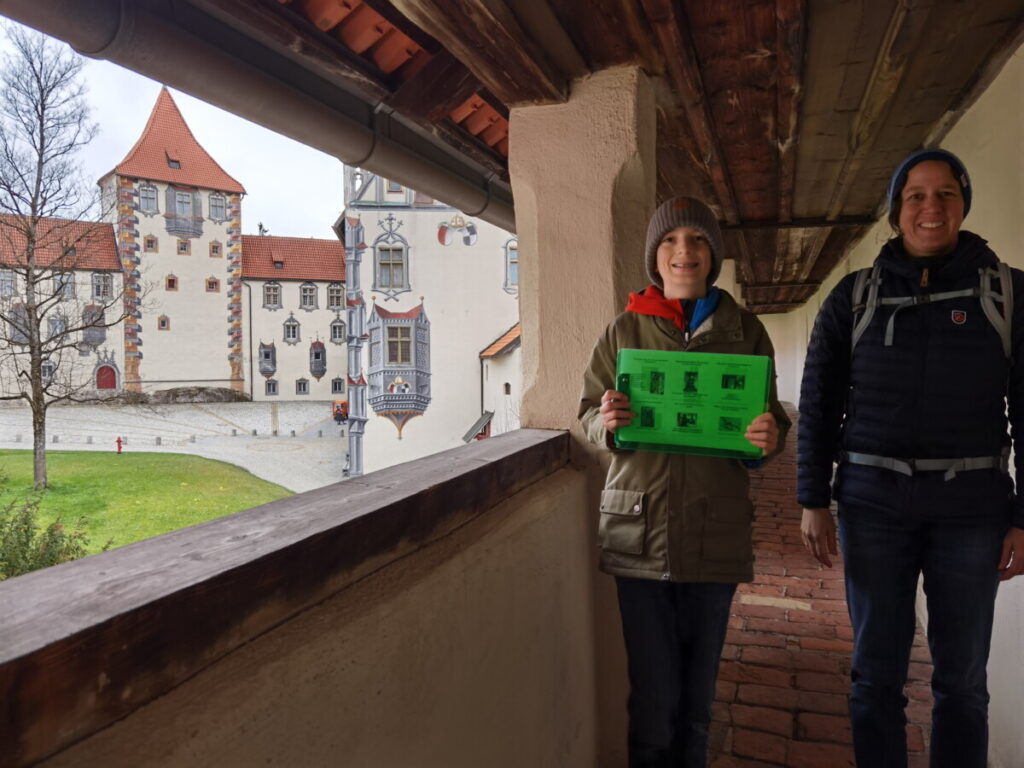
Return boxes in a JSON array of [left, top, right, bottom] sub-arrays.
[[241, 234, 345, 282], [480, 323, 521, 358], [113, 88, 245, 194], [0, 215, 119, 271]]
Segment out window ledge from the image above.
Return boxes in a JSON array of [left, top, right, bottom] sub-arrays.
[[0, 429, 569, 767]]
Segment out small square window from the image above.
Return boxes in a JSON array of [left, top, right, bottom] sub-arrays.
[[266, 379, 278, 396], [158, 315, 170, 331], [177, 239, 191, 255], [165, 276, 178, 291], [295, 378, 309, 395], [386, 180, 402, 193], [209, 242, 222, 258], [206, 279, 220, 292], [144, 236, 158, 253], [331, 377, 345, 395]]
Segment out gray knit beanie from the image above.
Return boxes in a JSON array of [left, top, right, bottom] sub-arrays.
[[645, 196, 724, 288]]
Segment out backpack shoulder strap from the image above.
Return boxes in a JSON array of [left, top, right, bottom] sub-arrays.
[[850, 264, 882, 356], [979, 262, 1013, 359]]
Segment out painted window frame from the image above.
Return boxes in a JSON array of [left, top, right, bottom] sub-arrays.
[[157, 315, 171, 331], [53, 273, 75, 299], [263, 282, 281, 309], [91, 272, 113, 301], [299, 282, 318, 311], [209, 193, 227, 221], [206, 278, 220, 293], [283, 315, 300, 345], [386, 325, 412, 366], [139, 184, 159, 214], [327, 283, 343, 310], [165, 275, 178, 291], [295, 378, 309, 395], [174, 191, 193, 217], [40, 359, 56, 385], [375, 244, 409, 293], [331, 377, 345, 395], [209, 241, 222, 258], [330, 318, 346, 344], [0, 269, 15, 297], [144, 235, 159, 253], [265, 379, 278, 396], [177, 239, 191, 255], [503, 238, 519, 295]]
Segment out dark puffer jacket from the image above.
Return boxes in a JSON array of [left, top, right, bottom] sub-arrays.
[[797, 232, 1024, 527]]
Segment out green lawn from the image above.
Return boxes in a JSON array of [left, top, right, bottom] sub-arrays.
[[0, 450, 292, 554]]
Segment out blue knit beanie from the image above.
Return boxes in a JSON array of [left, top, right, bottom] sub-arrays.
[[887, 148, 971, 217]]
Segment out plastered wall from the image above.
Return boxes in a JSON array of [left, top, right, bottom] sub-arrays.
[[39, 466, 602, 768], [763, 49, 1024, 767]]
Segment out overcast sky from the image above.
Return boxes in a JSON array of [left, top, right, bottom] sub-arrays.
[[6, 21, 346, 240]]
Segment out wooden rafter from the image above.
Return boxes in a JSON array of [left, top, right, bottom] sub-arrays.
[[797, 2, 931, 282], [389, 0, 568, 105], [775, 0, 806, 225], [386, 50, 481, 122], [641, 0, 755, 282]]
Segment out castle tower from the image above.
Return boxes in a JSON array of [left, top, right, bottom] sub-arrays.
[[98, 87, 246, 393]]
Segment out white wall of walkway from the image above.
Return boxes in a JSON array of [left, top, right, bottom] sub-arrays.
[[762, 49, 1024, 767]]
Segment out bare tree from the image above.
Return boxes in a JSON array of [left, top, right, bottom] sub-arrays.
[[0, 25, 127, 489]]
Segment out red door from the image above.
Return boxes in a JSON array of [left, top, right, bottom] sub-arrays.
[[96, 365, 116, 390]]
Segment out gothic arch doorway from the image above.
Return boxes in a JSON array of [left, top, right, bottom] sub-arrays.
[[96, 365, 117, 390]]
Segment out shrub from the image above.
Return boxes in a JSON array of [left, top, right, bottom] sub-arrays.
[[0, 495, 108, 580]]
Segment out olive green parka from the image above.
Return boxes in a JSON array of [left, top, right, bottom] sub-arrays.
[[578, 289, 790, 583]]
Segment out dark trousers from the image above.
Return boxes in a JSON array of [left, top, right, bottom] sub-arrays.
[[615, 577, 737, 768], [838, 490, 1007, 768]]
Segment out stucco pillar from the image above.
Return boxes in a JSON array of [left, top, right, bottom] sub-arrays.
[[510, 66, 656, 430]]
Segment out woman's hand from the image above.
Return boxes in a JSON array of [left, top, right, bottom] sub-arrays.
[[801, 507, 837, 568], [745, 412, 779, 454], [599, 390, 634, 433], [998, 527, 1024, 581]]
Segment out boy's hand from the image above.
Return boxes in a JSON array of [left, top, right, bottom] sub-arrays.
[[801, 507, 837, 568], [600, 390, 634, 433], [745, 412, 779, 454]]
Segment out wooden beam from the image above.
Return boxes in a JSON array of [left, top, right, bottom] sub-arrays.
[[360, 0, 443, 53], [743, 281, 822, 291], [722, 216, 876, 231], [386, 50, 482, 122], [775, 0, 806, 225], [640, 0, 741, 224], [389, 0, 568, 105], [798, 2, 932, 282]]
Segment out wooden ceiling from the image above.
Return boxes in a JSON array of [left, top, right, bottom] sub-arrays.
[[220, 0, 1024, 311]]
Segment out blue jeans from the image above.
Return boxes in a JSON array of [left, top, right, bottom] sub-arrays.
[[838, 474, 1008, 768], [615, 577, 737, 768]]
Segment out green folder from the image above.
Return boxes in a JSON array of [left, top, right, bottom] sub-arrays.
[[613, 348, 772, 459]]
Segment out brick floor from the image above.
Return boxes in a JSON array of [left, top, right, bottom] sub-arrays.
[[710, 406, 933, 766]]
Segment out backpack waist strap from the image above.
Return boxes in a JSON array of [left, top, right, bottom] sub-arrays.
[[841, 449, 1009, 481]]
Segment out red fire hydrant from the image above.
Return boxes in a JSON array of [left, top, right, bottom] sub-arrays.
[[115, 436, 123, 454]]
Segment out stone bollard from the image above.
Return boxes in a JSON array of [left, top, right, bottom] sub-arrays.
[[86, 436, 93, 445], [156, 436, 162, 446]]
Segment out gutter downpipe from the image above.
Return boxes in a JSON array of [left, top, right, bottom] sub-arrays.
[[0, 0, 515, 232], [242, 281, 253, 400]]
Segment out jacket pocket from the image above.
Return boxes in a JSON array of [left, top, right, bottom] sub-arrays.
[[699, 497, 754, 563], [599, 489, 647, 555]]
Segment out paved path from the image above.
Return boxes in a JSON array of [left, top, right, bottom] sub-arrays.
[[0, 402, 348, 493], [710, 407, 933, 768]]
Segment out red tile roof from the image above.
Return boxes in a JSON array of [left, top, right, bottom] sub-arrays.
[[241, 235, 345, 281], [480, 323, 521, 358], [113, 88, 245, 194], [374, 303, 423, 320], [0, 215, 119, 271]]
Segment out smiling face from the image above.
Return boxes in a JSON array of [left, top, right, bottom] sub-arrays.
[[656, 226, 712, 299], [898, 160, 965, 258]]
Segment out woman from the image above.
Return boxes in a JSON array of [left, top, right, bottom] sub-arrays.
[[798, 148, 1024, 768], [579, 196, 789, 767]]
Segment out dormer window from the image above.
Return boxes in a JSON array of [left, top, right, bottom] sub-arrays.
[[273, 260, 284, 270], [167, 153, 181, 169]]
